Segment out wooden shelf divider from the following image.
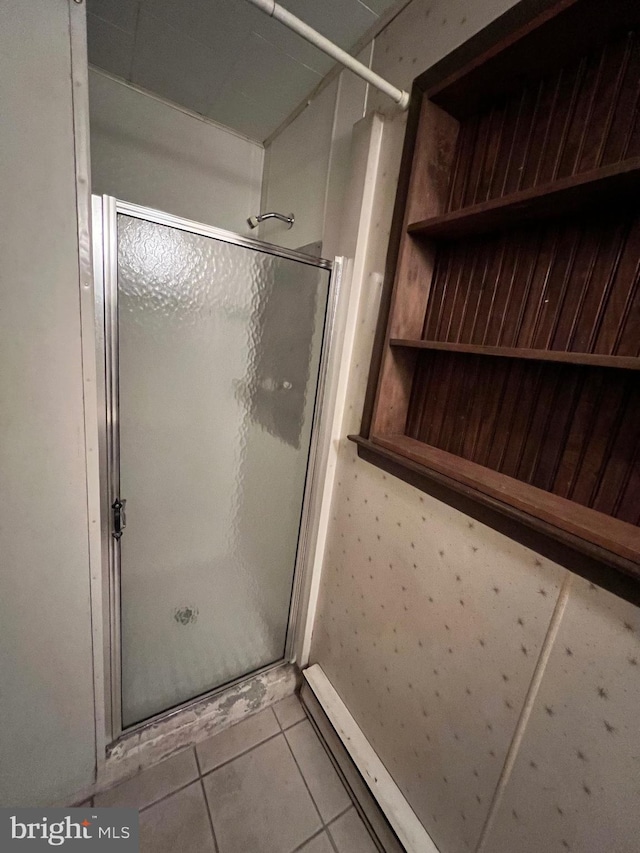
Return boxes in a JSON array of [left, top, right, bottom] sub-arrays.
[[407, 157, 640, 240], [369, 434, 640, 572], [388, 339, 640, 370]]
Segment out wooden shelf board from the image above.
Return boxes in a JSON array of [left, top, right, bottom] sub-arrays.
[[388, 339, 640, 370], [407, 157, 640, 240], [364, 433, 640, 571]]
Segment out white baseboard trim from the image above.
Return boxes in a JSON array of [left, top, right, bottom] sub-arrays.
[[303, 664, 439, 853]]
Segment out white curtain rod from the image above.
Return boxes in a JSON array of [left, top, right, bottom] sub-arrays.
[[243, 0, 410, 110]]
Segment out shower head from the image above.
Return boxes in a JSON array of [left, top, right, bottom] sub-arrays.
[[247, 211, 295, 230]]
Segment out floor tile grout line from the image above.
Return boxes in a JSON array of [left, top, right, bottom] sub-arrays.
[[278, 715, 308, 732], [324, 806, 354, 853], [290, 826, 328, 853], [199, 777, 220, 853], [324, 804, 353, 828], [137, 775, 201, 814], [282, 727, 327, 831], [193, 745, 202, 776], [195, 746, 220, 853], [280, 724, 355, 845], [96, 743, 197, 809], [282, 719, 360, 830], [273, 703, 286, 733], [128, 746, 200, 814], [324, 821, 341, 853], [198, 729, 283, 779], [273, 695, 309, 732], [299, 709, 381, 850], [287, 714, 362, 830], [284, 716, 310, 735]]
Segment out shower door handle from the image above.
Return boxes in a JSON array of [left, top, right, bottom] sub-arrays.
[[112, 498, 127, 540]]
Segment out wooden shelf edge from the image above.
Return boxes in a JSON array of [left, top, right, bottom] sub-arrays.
[[348, 433, 640, 581], [388, 339, 640, 370], [407, 156, 640, 240]]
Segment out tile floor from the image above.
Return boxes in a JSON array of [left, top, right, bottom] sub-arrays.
[[93, 695, 379, 853]]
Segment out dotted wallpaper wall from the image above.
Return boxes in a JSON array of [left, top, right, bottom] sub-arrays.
[[312, 446, 568, 851], [482, 577, 640, 853], [309, 2, 640, 852]]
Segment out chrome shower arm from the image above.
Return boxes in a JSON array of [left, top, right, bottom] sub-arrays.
[[248, 211, 295, 230]]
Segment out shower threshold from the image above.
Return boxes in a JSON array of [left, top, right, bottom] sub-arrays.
[[98, 661, 298, 794]]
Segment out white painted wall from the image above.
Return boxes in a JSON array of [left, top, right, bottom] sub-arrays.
[[0, 0, 96, 806], [89, 70, 263, 233]]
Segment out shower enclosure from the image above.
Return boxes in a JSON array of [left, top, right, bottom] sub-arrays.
[[93, 196, 340, 735]]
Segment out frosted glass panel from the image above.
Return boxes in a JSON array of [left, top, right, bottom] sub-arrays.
[[116, 215, 329, 726]]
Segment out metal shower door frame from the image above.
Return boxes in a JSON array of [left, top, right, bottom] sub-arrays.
[[92, 195, 343, 740]]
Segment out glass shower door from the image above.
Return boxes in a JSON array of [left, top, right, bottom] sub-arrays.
[[107, 204, 331, 728]]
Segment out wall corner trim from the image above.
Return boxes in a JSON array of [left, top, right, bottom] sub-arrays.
[[475, 571, 574, 852], [69, 0, 106, 785], [303, 664, 440, 853], [297, 113, 386, 667]]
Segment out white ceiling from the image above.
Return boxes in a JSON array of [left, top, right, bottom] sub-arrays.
[[86, 0, 399, 142]]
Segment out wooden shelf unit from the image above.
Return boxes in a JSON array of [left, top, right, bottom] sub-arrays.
[[388, 339, 640, 370], [407, 158, 640, 240], [356, 0, 640, 579]]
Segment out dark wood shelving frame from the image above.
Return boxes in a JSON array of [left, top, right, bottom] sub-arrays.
[[406, 157, 640, 240], [388, 339, 640, 370], [352, 0, 640, 595]]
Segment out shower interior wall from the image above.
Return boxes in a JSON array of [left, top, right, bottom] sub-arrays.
[[88, 68, 264, 236], [262, 1, 640, 852]]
